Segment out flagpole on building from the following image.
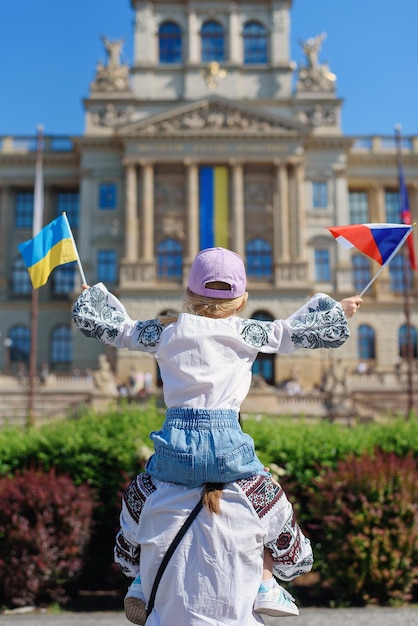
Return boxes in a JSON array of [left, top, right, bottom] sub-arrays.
[[395, 124, 414, 419], [28, 125, 44, 427]]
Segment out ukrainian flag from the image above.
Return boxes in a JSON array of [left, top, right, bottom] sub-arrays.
[[18, 214, 78, 289], [199, 166, 229, 249]]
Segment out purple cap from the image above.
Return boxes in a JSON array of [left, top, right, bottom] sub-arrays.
[[188, 247, 247, 299]]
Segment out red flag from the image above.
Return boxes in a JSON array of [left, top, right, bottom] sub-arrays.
[[396, 127, 417, 270]]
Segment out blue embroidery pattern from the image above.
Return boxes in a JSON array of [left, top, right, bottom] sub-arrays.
[[240, 320, 270, 348], [289, 296, 348, 349], [72, 285, 126, 341]]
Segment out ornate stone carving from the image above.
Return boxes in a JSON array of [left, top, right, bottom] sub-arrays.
[[90, 36, 131, 93], [90, 104, 134, 127], [297, 104, 337, 127], [139, 103, 294, 135], [296, 32, 337, 93], [202, 62, 228, 90]]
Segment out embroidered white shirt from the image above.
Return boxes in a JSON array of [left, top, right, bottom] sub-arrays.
[[73, 284, 349, 411]]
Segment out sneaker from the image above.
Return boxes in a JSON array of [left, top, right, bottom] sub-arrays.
[[124, 575, 147, 625], [254, 581, 299, 617]]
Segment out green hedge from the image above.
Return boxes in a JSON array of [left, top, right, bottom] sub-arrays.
[[0, 405, 417, 606]]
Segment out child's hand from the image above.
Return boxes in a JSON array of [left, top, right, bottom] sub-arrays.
[[340, 295, 362, 318], [82, 283, 90, 291]]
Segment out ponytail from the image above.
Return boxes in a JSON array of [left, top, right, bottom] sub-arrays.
[[202, 483, 224, 514]]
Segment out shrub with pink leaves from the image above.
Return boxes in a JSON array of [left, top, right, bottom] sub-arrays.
[[0, 467, 96, 608], [307, 448, 418, 606]]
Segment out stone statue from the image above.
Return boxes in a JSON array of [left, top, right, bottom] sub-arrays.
[[90, 35, 131, 94], [93, 354, 119, 398], [322, 361, 354, 421], [296, 32, 336, 95], [101, 36, 125, 68], [300, 32, 327, 69]]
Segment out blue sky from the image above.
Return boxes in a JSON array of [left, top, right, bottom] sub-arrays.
[[1, 0, 416, 137]]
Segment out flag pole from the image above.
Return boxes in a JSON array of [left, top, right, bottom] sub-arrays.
[[28, 125, 44, 427], [395, 123, 414, 419], [61, 212, 87, 285], [358, 225, 414, 297]]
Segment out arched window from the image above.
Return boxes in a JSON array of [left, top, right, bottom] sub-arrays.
[[358, 324, 375, 359], [251, 310, 275, 385], [52, 261, 76, 295], [201, 20, 225, 62], [157, 239, 183, 279], [50, 325, 73, 369], [9, 325, 30, 365], [352, 254, 371, 293], [389, 254, 412, 292], [11, 256, 31, 295], [243, 21, 268, 64], [159, 21, 182, 63], [246, 239, 273, 278], [399, 324, 417, 359]]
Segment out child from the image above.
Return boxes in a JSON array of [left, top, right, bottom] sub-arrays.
[[73, 247, 362, 622]]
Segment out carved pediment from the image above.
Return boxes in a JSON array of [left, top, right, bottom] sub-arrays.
[[118, 97, 306, 137]]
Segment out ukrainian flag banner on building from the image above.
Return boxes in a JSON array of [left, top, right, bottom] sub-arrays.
[[199, 166, 229, 249], [18, 214, 79, 289]]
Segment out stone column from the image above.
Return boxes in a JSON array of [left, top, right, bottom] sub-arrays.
[[230, 161, 245, 258], [270, 3, 289, 62], [229, 4, 241, 62], [141, 161, 154, 263], [185, 160, 199, 262], [0, 186, 10, 280], [187, 7, 199, 63], [123, 161, 139, 262], [275, 161, 290, 261], [334, 167, 353, 292], [290, 160, 305, 260], [369, 183, 385, 222]]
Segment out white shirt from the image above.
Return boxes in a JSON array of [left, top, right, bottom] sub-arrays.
[[73, 284, 349, 411], [115, 474, 313, 626]]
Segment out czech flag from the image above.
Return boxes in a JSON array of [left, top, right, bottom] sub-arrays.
[[18, 214, 78, 289], [327, 223, 414, 266]]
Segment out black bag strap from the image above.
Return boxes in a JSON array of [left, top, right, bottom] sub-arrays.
[[146, 496, 204, 619]]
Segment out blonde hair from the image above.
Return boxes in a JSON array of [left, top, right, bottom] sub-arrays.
[[158, 287, 247, 325], [202, 483, 224, 514]]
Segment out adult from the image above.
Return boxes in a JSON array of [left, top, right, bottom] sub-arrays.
[[115, 473, 313, 625]]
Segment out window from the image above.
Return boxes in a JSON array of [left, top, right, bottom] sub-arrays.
[[159, 21, 182, 63], [246, 239, 273, 278], [50, 325, 73, 367], [201, 21, 225, 62], [157, 239, 183, 279], [11, 256, 32, 295], [352, 254, 371, 293], [399, 324, 417, 359], [251, 311, 275, 385], [314, 249, 331, 281], [349, 191, 369, 224], [358, 324, 375, 359], [312, 181, 328, 209], [15, 191, 34, 228], [243, 21, 268, 64], [99, 183, 117, 210], [389, 254, 412, 292], [9, 325, 30, 364], [385, 190, 400, 223], [52, 262, 76, 295], [56, 190, 79, 228], [97, 250, 117, 283]]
